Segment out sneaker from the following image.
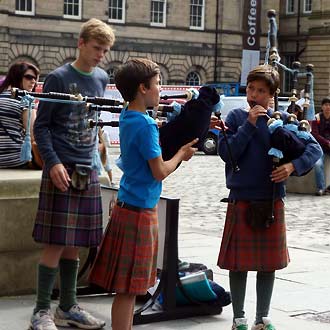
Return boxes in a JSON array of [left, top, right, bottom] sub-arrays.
[[315, 189, 325, 196], [325, 186, 330, 194], [54, 305, 105, 329], [232, 317, 248, 330], [251, 317, 276, 330], [29, 309, 58, 330]]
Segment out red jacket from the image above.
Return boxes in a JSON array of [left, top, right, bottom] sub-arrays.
[[311, 112, 330, 152]]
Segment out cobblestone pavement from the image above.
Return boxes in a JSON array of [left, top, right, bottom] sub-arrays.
[[109, 147, 330, 251]]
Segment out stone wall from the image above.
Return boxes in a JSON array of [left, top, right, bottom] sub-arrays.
[[0, 169, 110, 296], [0, 0, 249, 85]]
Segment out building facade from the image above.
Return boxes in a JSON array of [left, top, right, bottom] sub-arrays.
[[0, 0, 277, 86], [1, 0, 329, 105], [278, 0, 330, 107]]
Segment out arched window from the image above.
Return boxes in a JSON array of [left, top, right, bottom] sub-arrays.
[[159, 71, 164, 85], [107, 67, 116, 84], [186, 71, 201, 86]]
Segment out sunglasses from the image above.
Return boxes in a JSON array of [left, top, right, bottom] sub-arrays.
[[23, 74, 37, 81]]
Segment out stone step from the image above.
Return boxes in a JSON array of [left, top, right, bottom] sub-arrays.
[[0, 169, 110, 296]]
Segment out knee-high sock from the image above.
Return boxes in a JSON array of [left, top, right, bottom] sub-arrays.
[[59, 258, 79, 311], [256, 271, 275, 324], [34, 264, 58, 313], [229, 270, 248, 320]]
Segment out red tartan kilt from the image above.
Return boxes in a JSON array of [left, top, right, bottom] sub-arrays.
[[218, 199, 290, 271], [89, 204, 158, 296]]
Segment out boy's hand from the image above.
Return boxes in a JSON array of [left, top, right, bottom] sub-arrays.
[[180, 138, 199, 161], [271, 162, 295, 183], [209, 115, 221, 129], [49, 163, 71, 192], [248, 104, 268, 126]]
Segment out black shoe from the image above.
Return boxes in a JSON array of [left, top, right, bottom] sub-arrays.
[[325, 186, 330, 194]]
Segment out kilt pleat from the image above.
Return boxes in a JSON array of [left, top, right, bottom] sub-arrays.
[[32, 168, 103, 247], [218, 199, 289, 271], [89, 204, 158, 296]]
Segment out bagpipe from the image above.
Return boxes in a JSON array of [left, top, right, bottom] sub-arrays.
[[265, 9, 315, 167], [158, 86, 220, 161], [11, 85, 221, 165]]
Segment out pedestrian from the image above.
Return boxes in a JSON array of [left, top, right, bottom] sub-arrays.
[[0, 61, 40, 168], [98, 127, 113, 185], [30, 18, 115, 330], [89, 58, 198, 330], [217, 64, 322, 330], [311, 97, 330, 196]]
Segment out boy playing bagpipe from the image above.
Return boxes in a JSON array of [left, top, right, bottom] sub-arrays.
[[89, 58, 198, 330]]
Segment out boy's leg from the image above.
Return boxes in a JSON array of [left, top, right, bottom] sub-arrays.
[[229, 270, 248, 320], [54, 247, 105, 329], [255, 271, 275, 324], [34, 245, 64, 312], [58, 257, 79, 311], [30, 245, 64, 330], [111, 293, 136, 330], [314, 155, 326, 194], [34, 264, 58, 313]]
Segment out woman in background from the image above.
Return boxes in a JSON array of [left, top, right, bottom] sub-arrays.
[[0, 61, 40, 168]]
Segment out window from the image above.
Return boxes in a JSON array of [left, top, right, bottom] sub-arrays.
[[151, 0, 166, 27], [190, 0, 204, 30], [283, 55, 295, 93], [108, 0, 125, 23], [186, 72, 201, 86], [286, 0, 294, 14], [304, 0, 312, 13], [15, 0, 35, 15], [64, 0, 81, 19]]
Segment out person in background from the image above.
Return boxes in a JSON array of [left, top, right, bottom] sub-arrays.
[[217, 64, 322, 330], [89, 58, 198, 330], [0, 61, 39, 168], [30, 18, 115, 330], [98, 128, 113, 184], [311, 97, 330, 196]]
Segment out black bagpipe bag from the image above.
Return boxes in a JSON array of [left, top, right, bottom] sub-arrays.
[[270, 125, 307, 165], [159, 86, 220, 161]]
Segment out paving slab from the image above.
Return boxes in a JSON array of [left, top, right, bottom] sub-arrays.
[[2, 149, 330, 329]]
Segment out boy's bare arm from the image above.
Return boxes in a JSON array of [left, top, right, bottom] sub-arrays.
[[148, 138, 198, 181]]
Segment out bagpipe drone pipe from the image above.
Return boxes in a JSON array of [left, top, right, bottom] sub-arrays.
[[87, 85, 221, 161], [11, 86, 221, 164]]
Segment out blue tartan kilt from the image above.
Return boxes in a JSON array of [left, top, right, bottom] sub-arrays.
[[32, 167, 103, 247]]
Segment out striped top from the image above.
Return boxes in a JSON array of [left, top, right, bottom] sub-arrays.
[[0, 91, 27, 168]]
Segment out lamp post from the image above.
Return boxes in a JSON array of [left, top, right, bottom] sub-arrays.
[[213, 0, 220, 83], [295, 0, 301, 61]]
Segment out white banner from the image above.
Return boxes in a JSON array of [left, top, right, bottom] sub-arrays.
[[240, 49, 260, 86]]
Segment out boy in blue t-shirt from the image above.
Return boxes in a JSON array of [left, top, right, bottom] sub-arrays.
[[89, 58, 198, 330]]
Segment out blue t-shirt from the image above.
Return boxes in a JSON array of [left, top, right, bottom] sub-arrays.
[[117, 109, 162, 208]]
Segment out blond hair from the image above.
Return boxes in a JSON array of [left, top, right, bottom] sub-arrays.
[[79, 18, 115, 46]]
